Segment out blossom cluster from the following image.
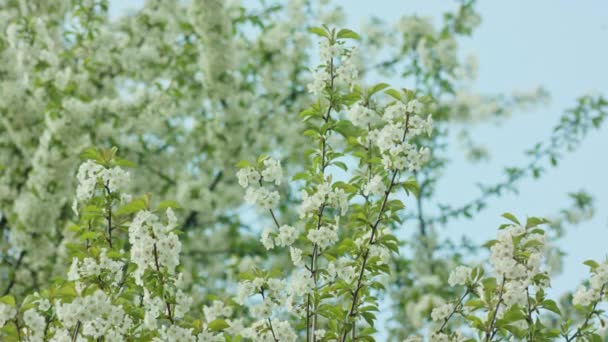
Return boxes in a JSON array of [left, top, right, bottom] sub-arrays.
[[129, 208, 181, 286], [73, 159, 130, 214], [424, 214, 608, 341], [298, 182, 349, 218], [370, 100, 433, 172], [308, 34, 359, 95], [572, 262, 608, 306], [237, 157, 283, 210]]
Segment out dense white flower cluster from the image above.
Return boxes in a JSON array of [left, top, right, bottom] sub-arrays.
[[272, 320, 298, 341], [347, 102, 376, 128], [572, 262, 608, 306], [308, 67, 330, 96], [128, 208, 181, 286], [298, 182, 348, 218], [431, 303, 454, 322], [54, 290, 133, 340], [308, 39, 358, 95], [353, 227, 392, 266], [327, 257, 358, 282], [236, 167, 261, 188], [366, 99, 433, 172], [260, 158, 283, 185], [336, 46, 359, 89], [233, 276, 299, 341], [319, 39, 343, 62], [289, 270, 315, 297], [307, 224, 339, 249], [237, 158, 283, 210], [308, 39, 340, 95], [260, 224, 298, 250], [0, 302, 16, 328], [489, 225, 546, 284], [68, 248, 125, 287], [448, 266, 471, 287], [73, 160, 130, 213], [290, 247, 304, 266], [23, 308, 45, 341], [363, 174, 387, 197], [470, 223, 547, 316], [244, 187, 280, 210], [203, 300, 233, 322]]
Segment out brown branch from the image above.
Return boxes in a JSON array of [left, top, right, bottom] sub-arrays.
[[485, 277, 506, 342], [439, 288, 470, 332], [3, 251, 25, 296], [152, 243, 174, 324], [72, 321, 81, 342]]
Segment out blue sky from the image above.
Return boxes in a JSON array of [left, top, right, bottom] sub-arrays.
[[109, 0, 608, 334]]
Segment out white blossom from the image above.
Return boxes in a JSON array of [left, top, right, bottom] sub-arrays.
[[290, 247, 304, 266], [276, 225, 297, 247], [237, 167, 261, 188], [244, 187, 280, 209], [572, 286, 597, 307], [261, 158, 282, 185], [347, 102, 375, 128], [448, 266, 471, 287], [261, 226, 275, 250], [430, 303, 453, 322], [0, 302, 17, 328], [362, 175, 386, 197], [307, 224, 339, 250]]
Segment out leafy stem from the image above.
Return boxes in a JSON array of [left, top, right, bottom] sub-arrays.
[[340, 112, 411, 341], [566, 284, 606, 342], [485, 276, 506, 342], [439, 288, 471, 332]]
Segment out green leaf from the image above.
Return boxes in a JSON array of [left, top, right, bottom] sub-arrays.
[[80, 231, 100, 241], [80, 147, 102, 162], [369, 83, 389, 96], [308, 27, 329, 38], [525, 216, 548, 228], [292, 172, 309, 181], [114, 157, 136, 168], [56, 283, 78, 301], [402, 177, 420, 197], [303, 129, 319, 138], [157, 200, 180, 210], [361, 311, 375, 327], [385, 89, 402, 101], [235, 160, 253, 168], [207, 319, 230, 331], [583, 259, 599, 270], [590, 333, 603, 342], [0, 295, 16, 307], [483, 239, 498, 248], [465, 298, 485, 310], [116, 195, 148, 216], [500, 307, 526, 322], [542, 299, 561, 315], [332, 161, 348, 171], [337, 28, 360, 40], [501, 212, 520, 225]]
